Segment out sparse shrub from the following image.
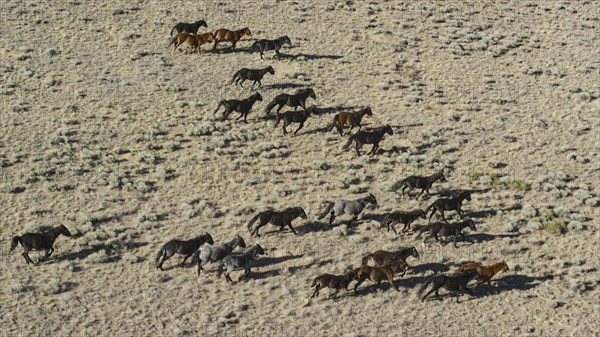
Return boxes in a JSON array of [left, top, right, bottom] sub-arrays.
[[544, 218, 567, 235]]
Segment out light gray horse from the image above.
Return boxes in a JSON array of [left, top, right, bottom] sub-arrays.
[[191, 234, 246, 276], [317, 193, 377, 227], [217, 244, 266, 283]]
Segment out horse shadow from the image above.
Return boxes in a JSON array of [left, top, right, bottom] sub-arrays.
[[208, 46, 254, 55], [254, 254, 303, 268], [261, 82, 305, 90], [470, 233, 521, 243], [471, 274, 554, 298], [316, 106, 362, 115], [410, 262, 451, 276], [295, 221, 329, 234], [361, 213, 386, 223], [278, 53, 343, 60]]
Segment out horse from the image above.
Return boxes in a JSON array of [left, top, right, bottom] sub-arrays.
[[170, 20, 208, 36], [155, 233, 214, 270], [310, 271, 358, 299], [275, 106, 317, 135], [459, 261, 509, 287], [354, 259, 409, 293], [426, 191, 471, 222], [317, 193, 377, 227], [247, 207, 307, 237], [252, 36, 292, 59], [361, 246, 420, 266], [343, 125, 393, 156], [417, 219, 477, 248], [393, 172, 447, 199], [230, 66, 275, 89], [191, 234, 246, 276], [264, 88, 317, 115], [381, 209, 427, 234], [328, 107, 373, 135], [213, 27, 252, 50], [169, 32, 214, 54], [217, 244, 266, 283], [11, 225, 72, 265], [214, 92, 263, 123], [418, 269, 479, 303]]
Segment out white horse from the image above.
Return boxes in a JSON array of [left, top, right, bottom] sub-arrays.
[[317, 193, 377, 227]]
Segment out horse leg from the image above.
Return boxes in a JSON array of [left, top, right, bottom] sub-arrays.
[[354, 275, 366, 294], [40, 248, 51, 262], [355, 144, 361, 156], [390, 223, 398, 235], [348, 214, 358, 227], [310, 285, 320, 298], [457, 208, 464, 218], [252, 223, 267, 237], [180, 254, 191, 267], [293, 122, 304, 135], [286, 221, 298, 235], [401, 222, 410, 233], [417, 188, 426, 199], [225, 272, 233, 283], [282, 124, 288, 135], [328, 289, 340, 299], [421, 288, 437, 301], [328, 212, 336, 227], [241, 267, 250, 281], [387, 273, 399, 291], [429, 207, 437, 221], [213, 40, 219, 50], [243, 112, 249, 123], [231, 40, 237, 49], [22, 247, 33, 265], [256, 80, 262, 88], [440, 210, 449, 223], [454, 233, 459, 248]]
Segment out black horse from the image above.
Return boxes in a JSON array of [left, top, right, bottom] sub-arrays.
[[343, 125, 393, 155], [251, 36, 292, 59], [418, 269, 479, 303], [155, 233, 214, 270], [275, 106, 317, 135], [264, 88, 317, 115], [214, 92, 263, 123], [11, 225, 72, 264], [170, 20, 208, 36], [230, 66, 275, 89]]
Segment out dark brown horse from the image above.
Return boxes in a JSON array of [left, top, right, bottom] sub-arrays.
[[418, 269, 479, 303], [230, 66, 275, 89], [170, 20, 208, 36], [275, 106, 317, 135], [361, 246, 420, 266], [426, 191, 471, 222], [155, 233, 214, 270], [342, 125, 393, 155], [310, 271, 358, 299], [381, 209, 427, 234], [11, 225, 72, 264], [394, 172, 447, 199], [417, 219, 477, 247]]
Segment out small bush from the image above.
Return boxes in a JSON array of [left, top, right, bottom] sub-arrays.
[[544, 218, 567, 235]]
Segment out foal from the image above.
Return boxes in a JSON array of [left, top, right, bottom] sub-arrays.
[[361, 246, 420, 266], [230, 66, 275, 89], [329, 107, 373, 135], [11, 225, 72, 265], [155, 233, 214, 270], [459, 261, 509, 287], [417, 219, 477, 247], [426, 191, 471, 222], [318, 193, 377, 227], [394, 172, 447, 199], [252, 36, 292, 59], [354, 259, 409, 293], [247, 207, 307, 237], [275, 106, 317, 135], [213, 27, 252, 50], [310, 271, 358, 299], [214, 92, 263, 123], [343, 125, 393, 156], [170, 20, 208, 36], [264, 88, 317, 114], [381, 209, 427, 234], [169, 32, 214, 54], [418, 269, 479, 303]]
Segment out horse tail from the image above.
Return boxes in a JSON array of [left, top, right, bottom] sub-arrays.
[[310, 276, 319, 287], [213, 100, 225, 114], [414, 224, 431, 238], [264, 98, 278, 115], [155, 245, 166, 267], [327, 114, 339, 132], [425, 202, 435, 217], [275, 111, 283, 126], [417, 274, 435, 296], [170, 26, 176, 36], [247, 213, 262, 232], [317, 202, 334, 220], [191, 250, 201, 265], [229, 70, 241, 84], [10, 236, 22, 251], [168, 35, 177, 47], [251, 40, 261, 51], [361, 253, 373, 266], [342, 134, 355, 149]]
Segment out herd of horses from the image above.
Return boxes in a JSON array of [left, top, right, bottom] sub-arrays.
[[8, 18, 515, 304]]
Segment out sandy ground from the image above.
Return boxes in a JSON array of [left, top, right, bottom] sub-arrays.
[[1, 1, 599, 336]]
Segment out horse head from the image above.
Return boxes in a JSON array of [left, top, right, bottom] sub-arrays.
[[281, 36, 292, 45], [501, 261, 509, 272], [298, 207, 308, 219], [242, 27, 252, 36], [205, 232, 214, 245], [266, 66, 275, 74], [60, 225, 72, 237], [418, 209, 427, 219], [385, 125, 393, 135], [308, 88, 317, 100], [253, 92, 263, 101], [236, 235, 247, 248], [466, 219, 477, 231], [437, 171, 447, 182], [411, 246, 420, 259], [196, 20, 208, 27], [368, 193, 377, 205]]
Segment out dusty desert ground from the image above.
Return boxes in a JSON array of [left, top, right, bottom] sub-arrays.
[[0, 1, 599, 336]]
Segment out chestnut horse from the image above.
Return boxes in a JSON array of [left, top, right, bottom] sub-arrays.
[[213, 27, 252, 50], [328, 107, 373, 135], [354, 259, 408, 293], [459, 261, 509, 287], [169, 32, 214, 54]]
